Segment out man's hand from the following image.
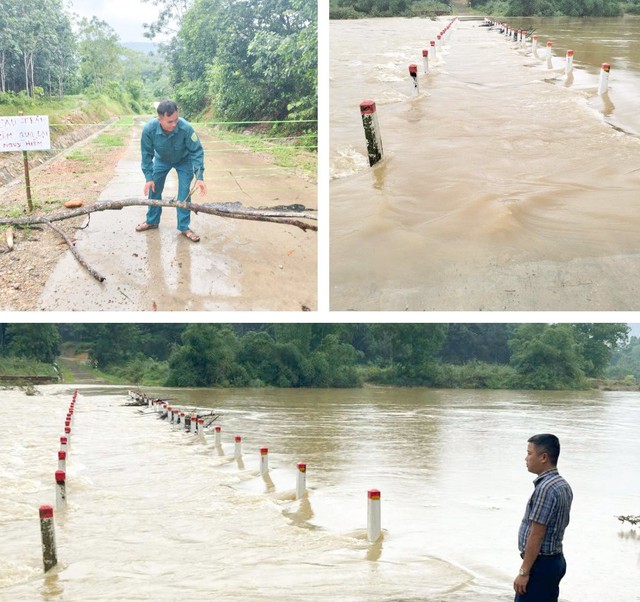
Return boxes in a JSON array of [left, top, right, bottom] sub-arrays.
[[513, 573, 529, 596], [144, 181, 155, 196], [195, 180, 207, 196]]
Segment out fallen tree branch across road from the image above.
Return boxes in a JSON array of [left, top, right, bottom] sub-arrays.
[[0, 198, 318, 232]]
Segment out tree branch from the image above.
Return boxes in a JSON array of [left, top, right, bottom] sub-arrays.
[[44, 221, 105, 282], [0, 198, 317, 232]]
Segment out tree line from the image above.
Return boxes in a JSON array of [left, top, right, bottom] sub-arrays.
[[157, 0, 317, 127], [330, 0, 640, 18], [0, 0, 163, 111], [0, 323, 629, 390], [1, 0, 316, 137]]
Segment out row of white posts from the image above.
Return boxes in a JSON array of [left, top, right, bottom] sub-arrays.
[[38, 389, 78, 573], [360, 17, 459, 168], [484, 18, 611, 95], [147, 397, 382, 542]]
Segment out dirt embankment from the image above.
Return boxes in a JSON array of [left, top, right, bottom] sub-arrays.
[[0, 104, 121, 187]]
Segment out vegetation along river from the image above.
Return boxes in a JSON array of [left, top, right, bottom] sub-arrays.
[[1, 385, 638, 601], [330, 17, 640, 311]]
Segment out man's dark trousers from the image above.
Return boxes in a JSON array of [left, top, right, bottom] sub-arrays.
[[515, 554, 567, 602]]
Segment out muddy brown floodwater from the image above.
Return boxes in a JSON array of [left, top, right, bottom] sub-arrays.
[[1, 120, 317, 311], [330, 17, 640, 311], [1, 385, 638, 601]]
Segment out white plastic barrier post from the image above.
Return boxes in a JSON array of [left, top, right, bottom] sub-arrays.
[[55, 470, 66, 511], [546, 42, 553, 69], [296, 462, 307, 499], [39, 505, 57, 572], [190, 415, 197, 434], [64, 426, 71, 450], [215, 426, 222, 446], [260, 447, 269, 475], [430, 40, 437, 62], [59, 436, 68, 454], [422, 49, 429, 74], [532, 35, 538, 57], [408, 64, 419, 96], [565, 50, 574, 76], [359, 100, 383, 167], [367, 489, 381, 542], [57, 450, 66, 472], [198, 418, 205, 441], [234, 436, 242, 459], [598, 63, 610, 95]]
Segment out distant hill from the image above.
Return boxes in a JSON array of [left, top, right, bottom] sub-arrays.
[[122, 41, 159, 55]]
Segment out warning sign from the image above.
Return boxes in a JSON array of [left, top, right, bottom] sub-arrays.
[[0, 115, 51, 152]]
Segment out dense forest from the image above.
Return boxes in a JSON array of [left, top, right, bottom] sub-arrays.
[[0, 0, 317, 129], [0, 323, 631, 390], [329, 0, 640, 18]]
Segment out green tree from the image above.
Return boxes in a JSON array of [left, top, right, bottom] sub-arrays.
[[89, 324, 141, 368], [571, 324, 628, 377], [440, 324, 515, 364], [77, 17, 123, 92], [370, 324, 448, 382], [4, 324, 61, 363], [166, 324, 246, 386], [509, 324, 586, 389]]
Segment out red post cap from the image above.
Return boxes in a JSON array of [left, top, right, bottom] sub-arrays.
[[359, 100, 376, 115], [55, 470, 66, 483], [409, 64, 417, 76], [422, 49, 428, 57], [547, 41, 553, 46], [64, 426, 70, 434], [602, 63, 610, 72], [215, 426, 221, 432], [430, 40, 435, 46], [39, 505, 54, 519], [368, 489, 381, 500], [58, 451, 66, 460], [60, 436, 67, 445], [297, 462, 307, 472], [260, 447, 268, 455], [567, 50, 574, 56], [235, 436, 242, 442]]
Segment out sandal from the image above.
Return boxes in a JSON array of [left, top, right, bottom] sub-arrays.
[[181, 229, 200, 242], [135, 222, 158, 232]]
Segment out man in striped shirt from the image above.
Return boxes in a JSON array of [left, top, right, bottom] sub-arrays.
[[514, 434, 573, 601]]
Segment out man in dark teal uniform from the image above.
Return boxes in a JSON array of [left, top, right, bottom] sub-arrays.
[[136, 100, 207, 242]]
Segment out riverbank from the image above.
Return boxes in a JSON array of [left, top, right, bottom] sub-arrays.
[[11, 354, 635, 392]]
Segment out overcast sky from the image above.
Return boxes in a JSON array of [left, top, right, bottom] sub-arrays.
[[68, 0, 162, 43]]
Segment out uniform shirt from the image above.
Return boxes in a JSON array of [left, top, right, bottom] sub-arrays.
[[141, 117, 204, 182], [518, 468, 573, 555]]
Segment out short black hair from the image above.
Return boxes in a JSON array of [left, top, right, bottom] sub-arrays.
[[528, 433, 560, 465], [157, 100, 178, 116]]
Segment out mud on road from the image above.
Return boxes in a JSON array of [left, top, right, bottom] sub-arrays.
[[0, 119, 317, 311]]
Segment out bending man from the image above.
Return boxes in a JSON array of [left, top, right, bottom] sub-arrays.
[[137, 100, 207, 242]]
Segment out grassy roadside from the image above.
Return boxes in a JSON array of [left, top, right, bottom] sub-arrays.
[[207, 126, 317, 179], [0, 357, 59, 377]]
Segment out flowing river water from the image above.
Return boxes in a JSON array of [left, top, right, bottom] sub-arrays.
[[1, 385, 638, 601], [330, 17, 640, 310]]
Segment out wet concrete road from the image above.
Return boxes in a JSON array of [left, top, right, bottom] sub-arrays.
[[39, 124, 317, 311]]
